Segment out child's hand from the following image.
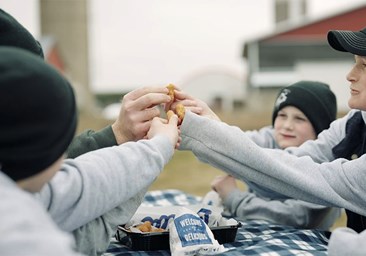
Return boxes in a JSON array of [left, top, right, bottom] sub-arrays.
[[211, 175, 237, 200], [172, 90, 221, 121], [147, 113, 181, 149]]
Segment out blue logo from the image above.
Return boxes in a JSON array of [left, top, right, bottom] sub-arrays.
[[174, 213, 212, 247]]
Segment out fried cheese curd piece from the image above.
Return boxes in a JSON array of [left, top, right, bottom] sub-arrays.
[[135, 221, 166, 233], [165, 84, 185, 124], [166, 105, 185, 124], [175, 103, 185, 124], [166, 84, 175, 102]]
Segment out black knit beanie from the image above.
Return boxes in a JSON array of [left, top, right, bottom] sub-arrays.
[[0, 47, 77, 181], [272, 81, 337, 135], [0, 9, 44, 58]]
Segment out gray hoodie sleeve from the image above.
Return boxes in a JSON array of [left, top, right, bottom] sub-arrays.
[[71, 187, 148, 256], [225, 189, 341, 230], [36, 135, 173, 232], [227, 126, 340, 230], [244, 125, 278, 148], [180, 111, 366, 216]]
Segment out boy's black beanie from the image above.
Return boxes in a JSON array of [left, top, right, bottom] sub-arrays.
[[0, 9, 44, 58], [0, 47, 76, 181], [272, 81, 337, 135]]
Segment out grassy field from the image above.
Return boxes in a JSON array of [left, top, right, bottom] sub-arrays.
[[77, 109, 346, 229]]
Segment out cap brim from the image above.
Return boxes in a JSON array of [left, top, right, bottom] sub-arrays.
[[327, 30, 366, 56]]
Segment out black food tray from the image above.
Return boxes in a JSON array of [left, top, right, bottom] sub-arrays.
[[116, 222, 241, 251]]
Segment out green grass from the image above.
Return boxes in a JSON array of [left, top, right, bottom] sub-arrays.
[[149, 150, 227, 196]]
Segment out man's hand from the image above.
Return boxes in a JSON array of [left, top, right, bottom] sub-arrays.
[[111, 86, 171, 144]]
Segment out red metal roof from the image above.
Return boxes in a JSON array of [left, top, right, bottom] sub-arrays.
[[263, 5, 366, 43]]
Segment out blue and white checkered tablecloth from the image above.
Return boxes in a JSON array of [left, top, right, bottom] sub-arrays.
[[103, 189, 330, 256], [141, 189, 202, 207]]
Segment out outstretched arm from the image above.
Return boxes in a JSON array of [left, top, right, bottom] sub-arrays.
[[39, 135, 174, 232], [66, 86, 171, 158], [211, 175, 340, 230], [225, 189, 340, 230], [180, 111, 366, 216], [37, 107, 180, 232]]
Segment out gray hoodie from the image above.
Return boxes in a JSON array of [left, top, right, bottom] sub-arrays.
[[36, 135, 173, 255], [0, 172, 84, 256], [180, 110, 366, 255], [223, 125, 340, 230]]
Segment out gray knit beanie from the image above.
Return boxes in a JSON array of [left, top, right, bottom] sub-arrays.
[[0, 47, 76, 181], [272, 81, 337, 135]]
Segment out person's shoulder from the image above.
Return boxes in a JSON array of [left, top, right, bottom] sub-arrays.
[[329, 110, 359, 126], [0, 172, 48, 221], [343, 109, 362, 118], [0, 172, 79, 256]]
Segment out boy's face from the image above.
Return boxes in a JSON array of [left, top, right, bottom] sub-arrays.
[[274, 106, 316, 149], [16, 155, 64, 193], [347, 55, 366, 111]]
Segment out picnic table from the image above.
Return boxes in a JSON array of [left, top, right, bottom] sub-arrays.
[[103, 189, 330, 256]]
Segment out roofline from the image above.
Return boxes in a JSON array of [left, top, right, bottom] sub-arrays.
[[245, 2, 366, 45]]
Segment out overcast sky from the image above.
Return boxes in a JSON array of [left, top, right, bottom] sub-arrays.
[[2, 0, 364, 39], [1, 0, 365, 93], [87, 0, 366, 92]]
